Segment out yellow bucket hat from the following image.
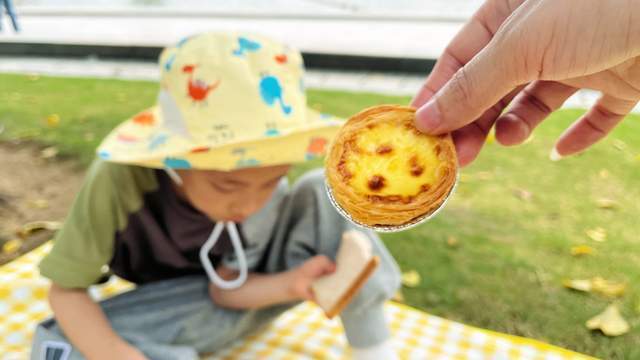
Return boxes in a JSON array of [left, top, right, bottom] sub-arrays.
[[97, 32, 343, 170]]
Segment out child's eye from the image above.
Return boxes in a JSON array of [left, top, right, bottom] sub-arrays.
[[211, 182, 238, 193]]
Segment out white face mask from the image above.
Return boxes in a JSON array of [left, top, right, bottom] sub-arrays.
[[199, 221, 248, 289], [165, 168, 248, 290]]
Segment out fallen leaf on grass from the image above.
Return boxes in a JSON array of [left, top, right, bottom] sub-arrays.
[[46, 114, 60, 128], [485, 131, 496, 144], [446, 236, 459, 248], [586, 227, 607, 242], [591, 277, 627, 298], [612, 139, 627, 152], [401, 270, 421, 288], [563, 277, 626, 298], [27, 73, 40, 81], [1, 238, 22, 254], [570, 245, 595, 257], [16, 221, 62, 239], [513, 188, 533, 201], [595, 198, 619, 210], [586, 304, 630, 336], [84, 132, 96, 142], [521, 134, 535, 144], [392, 290, 405, 303], [40, 146, 59, 159], [599, 169, 610, 179], [563, 279, 593, 292]]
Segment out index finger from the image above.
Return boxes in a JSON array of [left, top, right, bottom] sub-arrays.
[[411, 0, 526, 107]]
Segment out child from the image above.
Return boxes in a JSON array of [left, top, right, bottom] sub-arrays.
[[31, 32, 401, 360]]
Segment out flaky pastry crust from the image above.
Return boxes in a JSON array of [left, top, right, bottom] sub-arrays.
[[326, 105, 458, 227]]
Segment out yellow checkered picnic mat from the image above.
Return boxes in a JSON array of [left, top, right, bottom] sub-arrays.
[[1, 243, 596, 360]]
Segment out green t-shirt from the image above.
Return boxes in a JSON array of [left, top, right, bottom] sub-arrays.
[[39, 160, 250, 288]]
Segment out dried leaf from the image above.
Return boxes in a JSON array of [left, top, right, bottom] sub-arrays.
[[612, 139, 627, 152], [591, 277, 626, 298], [28, 199, 49, 209], [1, 238, 22, 254], [446, 236, 459, 248], [599, 169, 610, 179], [16, 221, 61, 239], [563, 279, 592, 292], [401, 270, 421, 288], [586, 304, 630, 336], [521, 134, 535, 144], [562, 277, 626, 298], [571, 245, 595, 257], [46, 114, 60, 127], [595, 198, 619, 210], [586, 227, 607, 242], [392, 290, 405, 303], [513, 188, 533, 202], [486, 131, 496, 144], [40, 146, 59, 159]]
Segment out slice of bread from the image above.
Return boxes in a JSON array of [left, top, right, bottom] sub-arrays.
[[311, 230, 380, 318]]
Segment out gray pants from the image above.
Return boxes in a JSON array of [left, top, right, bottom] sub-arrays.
[[32, 170, 401, 360]]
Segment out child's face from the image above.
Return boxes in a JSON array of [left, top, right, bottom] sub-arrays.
[[176, 165, 290, 222]]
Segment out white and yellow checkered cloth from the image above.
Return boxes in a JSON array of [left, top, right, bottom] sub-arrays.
[[1, 244, 595, 360]]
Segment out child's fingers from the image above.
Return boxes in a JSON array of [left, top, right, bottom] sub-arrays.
[[303, 255, 336, 278]]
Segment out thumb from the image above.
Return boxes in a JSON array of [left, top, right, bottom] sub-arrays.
[[415, 45, 519, 135]]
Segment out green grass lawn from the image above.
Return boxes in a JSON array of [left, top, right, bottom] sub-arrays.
[[1, 73, 638, 358]]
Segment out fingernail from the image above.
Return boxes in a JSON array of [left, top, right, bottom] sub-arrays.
[[415, 100, 441, 133], [549, 147, 563, 161]]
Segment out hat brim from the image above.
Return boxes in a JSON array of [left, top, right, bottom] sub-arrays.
[[97, 106, 342, 171]]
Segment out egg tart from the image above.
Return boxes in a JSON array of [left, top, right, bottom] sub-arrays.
[[325, 105, 458, 230]]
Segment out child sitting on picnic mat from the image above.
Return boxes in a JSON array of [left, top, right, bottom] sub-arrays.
[[31, 32, 401, 360]]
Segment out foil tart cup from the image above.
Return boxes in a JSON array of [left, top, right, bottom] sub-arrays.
[[325, 172, 460, 233]]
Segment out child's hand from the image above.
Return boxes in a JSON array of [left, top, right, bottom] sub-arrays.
[[290, 255, 336, 301]]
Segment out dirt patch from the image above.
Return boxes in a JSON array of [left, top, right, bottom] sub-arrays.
[[0, 142, 85, 264]]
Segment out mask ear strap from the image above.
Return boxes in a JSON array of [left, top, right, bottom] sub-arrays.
[[164, 167, 184, 186], [200, 221, 248, 290]]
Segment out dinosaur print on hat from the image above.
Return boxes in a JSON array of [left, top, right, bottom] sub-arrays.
[[260, 75, 292, 115], [232, 37, 261, 57]]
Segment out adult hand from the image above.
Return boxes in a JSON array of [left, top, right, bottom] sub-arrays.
[[412, 0, 640, 166]]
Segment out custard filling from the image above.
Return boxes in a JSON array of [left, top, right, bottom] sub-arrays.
[[342, 120, 442, 198]]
